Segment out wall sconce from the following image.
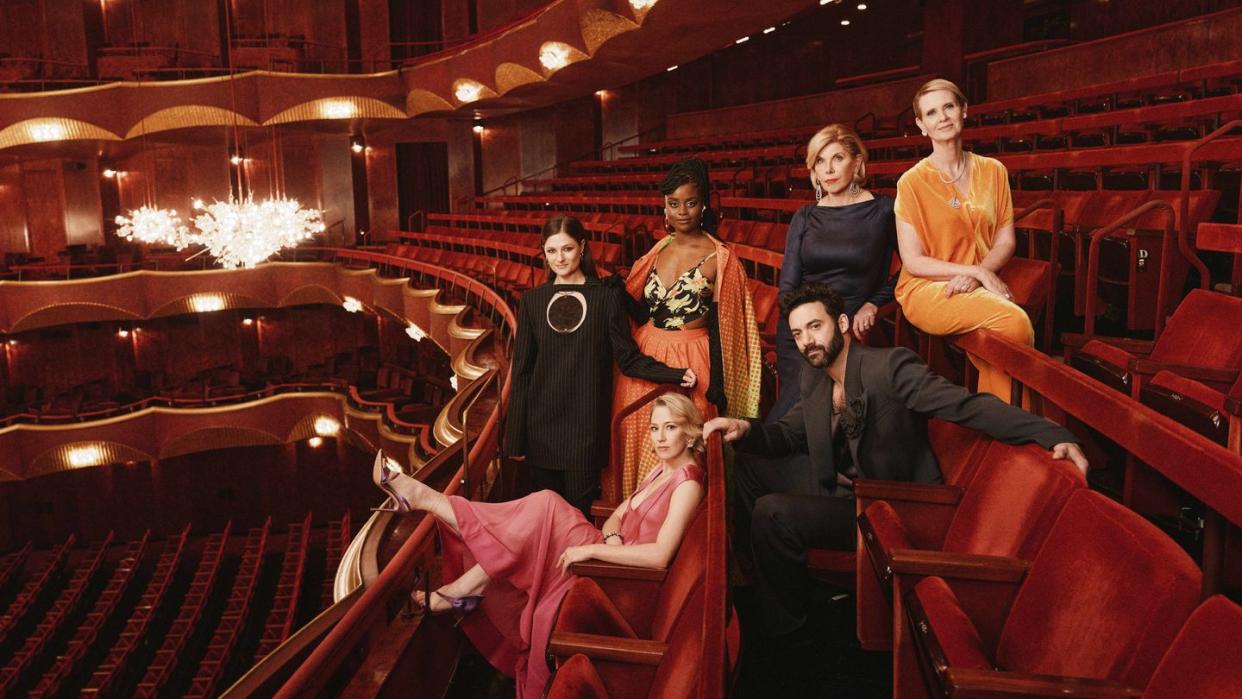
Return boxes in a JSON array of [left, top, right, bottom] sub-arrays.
[[472, 123, 484, 134], [342, 296, 363, 313], [454, 81, 484, 103], [350, 135, 365, 154], [102, 168, 118, 178]]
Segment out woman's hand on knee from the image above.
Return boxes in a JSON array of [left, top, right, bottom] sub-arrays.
[[943, 275, 980, 298], [852, 302, 878, 339], [971, 267, 1012, 300]]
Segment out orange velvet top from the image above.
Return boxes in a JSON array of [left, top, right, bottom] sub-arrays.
[[893, 154, 1014, 300]]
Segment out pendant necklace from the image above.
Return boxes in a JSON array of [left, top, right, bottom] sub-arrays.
[[934, 152, 969, 209]]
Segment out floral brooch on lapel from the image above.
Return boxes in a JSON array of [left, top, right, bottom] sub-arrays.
[[838, 396, 867, 440]]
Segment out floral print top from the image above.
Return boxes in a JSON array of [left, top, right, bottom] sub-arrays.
[[643, 252, 716, 330]]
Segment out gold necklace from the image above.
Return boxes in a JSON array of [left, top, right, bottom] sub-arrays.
[[933, 152, 968, 209]]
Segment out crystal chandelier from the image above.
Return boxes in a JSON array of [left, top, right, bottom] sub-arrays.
[[191, 196, 326, 269], [115, 206, 190, 246]]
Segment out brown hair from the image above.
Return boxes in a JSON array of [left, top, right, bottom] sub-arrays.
[[651, 392, 705, 455], [540, 215, 597, 282], [912, 78, 969, 119], [804, 123, 869, 188]]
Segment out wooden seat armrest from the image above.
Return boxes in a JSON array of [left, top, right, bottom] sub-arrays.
[[569, 560, 667, 582], [889, 549, 1031, 583], [1128, 359, 1239, 384], [944, 667, 1141, 697], [1060, 333, 1155, 355], [590, 501, 617, 520], [547, 631, 667, 666], [854, 480, 964, 505]]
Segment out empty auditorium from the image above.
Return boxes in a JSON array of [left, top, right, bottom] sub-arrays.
[[0, 0, 1240, 696]]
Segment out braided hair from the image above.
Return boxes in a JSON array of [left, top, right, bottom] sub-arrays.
[[658, 157, 718, 234]]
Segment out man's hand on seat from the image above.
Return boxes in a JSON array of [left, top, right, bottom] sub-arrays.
[[1051, 442, 1089, 476], [703, 417, 750, 442]]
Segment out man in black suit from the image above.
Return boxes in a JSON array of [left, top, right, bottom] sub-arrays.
[[704, 282, 1086, 638]]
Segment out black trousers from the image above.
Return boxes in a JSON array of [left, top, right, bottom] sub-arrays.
[[735, 452, 856, 637], [531, 466, 599, 520]]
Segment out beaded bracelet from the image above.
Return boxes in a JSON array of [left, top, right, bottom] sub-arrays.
[[602, 532, 623, 544]]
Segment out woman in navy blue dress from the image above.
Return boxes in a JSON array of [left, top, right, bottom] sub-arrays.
[[770, 124, 898, 421]]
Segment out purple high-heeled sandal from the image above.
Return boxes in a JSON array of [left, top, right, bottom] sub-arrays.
[[370, 451, 412, 513]]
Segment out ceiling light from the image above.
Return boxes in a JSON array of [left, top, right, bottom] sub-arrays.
[[763, 26, 776, 34], [735, 36, 749, 45], [454, 81, 483, 103], [67, 445, 105, 468], [342, 296, 363, 313], [191, 294, 226, 313], [192, 198, 204, 210], [841, 19, 851, 25], [191, 196, 325, 269], [629, 0, 657, 9], [28, 122, 66, 142], [820, 0, 831, 5], [321, 100, 356, 119], [857, 2, 867, 8], [314, 416, 341, 436], [666, 65, 678, 72], [115, 206, 190, 246], [539, 43, 569, 71]]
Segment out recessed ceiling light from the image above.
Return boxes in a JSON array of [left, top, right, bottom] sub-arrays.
[[735, 36, 749, 44], [667, 65, 678, 72], [857, 2, 868, 9], [763, 27, 776, 34], [841, 19, 851, 26]]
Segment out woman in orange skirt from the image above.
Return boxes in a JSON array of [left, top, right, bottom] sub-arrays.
[[894, 78, 1033, 400], [607, 158, 762, 501]]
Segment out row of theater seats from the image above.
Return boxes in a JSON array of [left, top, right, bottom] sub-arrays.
[[838, 420, 1240, 696], [0, 513, 350, 697], [597, 58, 1242, 162], [1, 347, 422, 425]]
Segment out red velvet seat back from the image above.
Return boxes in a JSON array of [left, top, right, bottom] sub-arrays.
[[649, 507, 708, 642], [648, 583, 705, 699], [995, 490, 1201, 688], [1150, 290, 1242, 373], [926, 419, 989, 486], [1143, 595, 1242, 699], [942, 442, 1084, 559]]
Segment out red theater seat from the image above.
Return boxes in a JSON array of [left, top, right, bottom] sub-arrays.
[[547, 584, 705, 699], [553, 507, 706, 643], [855, 441, 1085, 650], [1068, 289, 1242, 397], [896, 489, 1201, 697], [1143, 595, 1242, 699]]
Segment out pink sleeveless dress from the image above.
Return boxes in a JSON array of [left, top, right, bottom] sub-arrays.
[[435, 462, 705, 698]]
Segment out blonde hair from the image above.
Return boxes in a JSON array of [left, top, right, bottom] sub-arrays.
[[651, 392, 705, 454], [912, 78, 969, 119], [804, 123, 868, 187]]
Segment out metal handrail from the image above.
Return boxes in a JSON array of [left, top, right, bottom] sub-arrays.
[[1179, 119, 1242, 290], [1082, 199, 1178, 339]]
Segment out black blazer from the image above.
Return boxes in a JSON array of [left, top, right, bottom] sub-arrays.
[[734, 344, 1078, 491]]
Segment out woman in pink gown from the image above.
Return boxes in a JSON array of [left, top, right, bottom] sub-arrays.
[[372, 392, 706, 698]]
